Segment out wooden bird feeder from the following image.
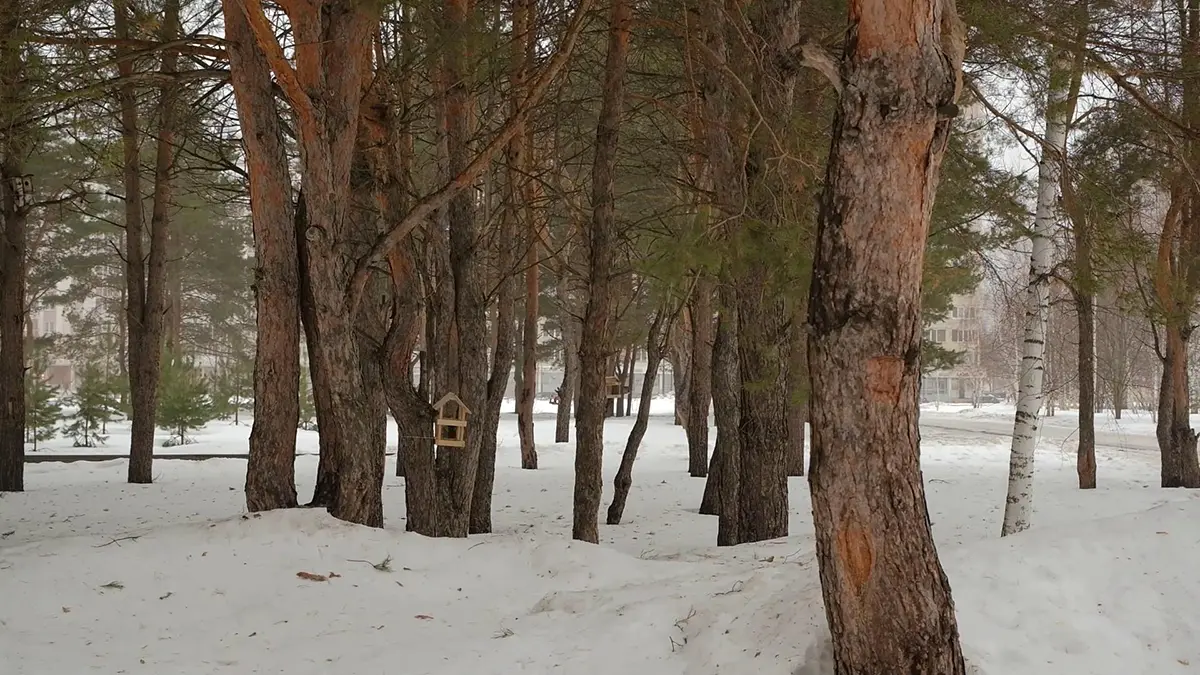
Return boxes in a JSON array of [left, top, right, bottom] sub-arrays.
[[605, 375, 623, 400], [433, 393, 470, 448]]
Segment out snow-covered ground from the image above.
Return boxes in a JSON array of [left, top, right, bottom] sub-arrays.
[[3, 406, 1199, 674]]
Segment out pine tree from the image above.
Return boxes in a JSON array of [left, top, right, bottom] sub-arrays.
[[212, 356, 253, 424], [298, 368, 317, 431], [157, 355, 216, 447], [24, 366, 61, 451], [65, 364, 118, 448]]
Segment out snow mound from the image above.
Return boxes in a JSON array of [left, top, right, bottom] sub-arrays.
[[679, 500, 1200, 675]]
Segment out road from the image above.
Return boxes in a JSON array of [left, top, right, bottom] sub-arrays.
[[920, 412, 1160, 454]]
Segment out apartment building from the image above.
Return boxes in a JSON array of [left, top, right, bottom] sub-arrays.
[[920, 291, 997, 403]]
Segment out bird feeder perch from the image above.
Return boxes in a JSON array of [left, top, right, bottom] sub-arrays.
[[605, 375, 623, 400], [433, 393, 470, 448]]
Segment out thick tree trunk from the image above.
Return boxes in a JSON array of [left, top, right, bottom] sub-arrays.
[[225, 0, 300, 512], [0, 170, 23, 494], [432, 0, 490, 537], [807, 1, 967, 672], [574, 0, 631, 543], [122, 0, 179, 484], [687, 277, 713, 477], [1157, 330, 1200, 487], [0, 5, 25, 492], [607, 311, 668, 524], [1002, 53, 1071, 536], [471, 241, 519, 534]]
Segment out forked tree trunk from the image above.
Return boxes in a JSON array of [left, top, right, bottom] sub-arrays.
[[1002, 52, 1071, 536], [0, 5, 25, 492], [225, 0, 300, 511], [239, 0, 383, 525], [807, 0, 967, 672], [784, 304, 808, 476], [122, 0, 179, 484], [574, 0, 631, 543], [687, 277, 713, 476], [607, 310, 669, 524], [471, 230, 519, 534]]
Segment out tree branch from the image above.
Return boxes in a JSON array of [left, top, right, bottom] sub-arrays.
[[235, 0, 315, 121], [347, 0, 596, 312]]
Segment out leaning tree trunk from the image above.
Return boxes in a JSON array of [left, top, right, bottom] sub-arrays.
[[122, 0, 179, 485], [807, 0, 968, 673], [225, 0, 300, 511], [687, 276, 713, 477], [607, 310, 669, 524], [574, 0, 631, 544], [1001, 52, 1071, 536]]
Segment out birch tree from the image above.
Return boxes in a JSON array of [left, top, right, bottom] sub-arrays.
[[1001, 53, 1073, 536]]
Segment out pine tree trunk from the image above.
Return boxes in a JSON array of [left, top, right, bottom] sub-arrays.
[[0, 4, 25, 492], [687, 277, 714, 477], [1002, 53, 1071, 536], [712, 291, 741, 543], [433, 0, 490, 537], [1076, 265, 1096, 489], [785, 317, 808, 476], [607, 310, 668, 524], [807, 0, 967, 672], [225, 0, 300, 511], [471, 243, 519, 534], [122, 0, 179, 484], [574, 0, 631, 544], [0, 160, 24, 494], [513, 0, 538, 469], [555, 290, 576, 443]]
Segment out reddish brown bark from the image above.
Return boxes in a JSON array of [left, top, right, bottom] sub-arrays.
[[807, 0, 967, 672], [224, 0, 300, 512], [574, 0, 632, 544]]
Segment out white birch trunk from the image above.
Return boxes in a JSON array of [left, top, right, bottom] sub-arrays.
[[1001, 59, 1071, 537]]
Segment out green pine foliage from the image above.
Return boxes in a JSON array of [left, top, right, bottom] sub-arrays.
[[157, 355, 217, 447], [64, 364, 119, 448], [24, 367, 62, 450], [212, 356, 254, 424], [299, 367, 317, 431]]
